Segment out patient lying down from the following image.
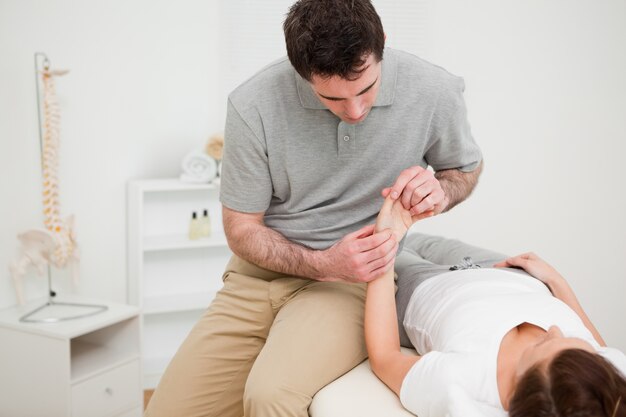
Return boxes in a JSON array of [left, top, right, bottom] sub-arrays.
[[365, 196, 626, 417]]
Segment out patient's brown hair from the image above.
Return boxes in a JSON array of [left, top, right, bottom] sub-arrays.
[[510, 349, 626, 417]]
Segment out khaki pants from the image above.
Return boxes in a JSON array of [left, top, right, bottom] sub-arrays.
[[144, 256, 367, 417]]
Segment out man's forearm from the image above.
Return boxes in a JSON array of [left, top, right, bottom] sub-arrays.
[[435, 160, 483, 212], [225, 219, 324, 279]]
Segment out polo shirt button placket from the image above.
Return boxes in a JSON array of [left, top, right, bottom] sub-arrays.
[[337, 122, 356, 159]]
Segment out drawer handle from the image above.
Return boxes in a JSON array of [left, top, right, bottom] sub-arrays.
[[105, 387, 113, 396]]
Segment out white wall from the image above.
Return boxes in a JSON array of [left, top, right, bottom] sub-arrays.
[[411, 0, 626, 350], [1, 1, 625, 349]]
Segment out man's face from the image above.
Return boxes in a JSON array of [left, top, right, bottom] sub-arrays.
[[309, 54, 382, 125]]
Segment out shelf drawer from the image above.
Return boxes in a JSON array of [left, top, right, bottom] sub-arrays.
[[72, 360, 141, 417]]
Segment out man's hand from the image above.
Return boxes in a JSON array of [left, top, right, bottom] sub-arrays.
[[382, 166, 448, 218], [317, 224, 398, 283]]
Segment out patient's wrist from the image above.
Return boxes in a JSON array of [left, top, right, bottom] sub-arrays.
[[544, 273, 567, 294]]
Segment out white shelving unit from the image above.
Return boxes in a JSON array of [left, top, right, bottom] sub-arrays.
[[127, 178, 232, 388], [0, 296, 142, 417]]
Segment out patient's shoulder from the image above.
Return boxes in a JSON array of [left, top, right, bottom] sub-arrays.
[[401, 350, 500, 416]]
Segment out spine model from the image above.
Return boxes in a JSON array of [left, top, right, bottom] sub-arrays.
[[41, 68, 75, 268], [9, 63, 80, 305]]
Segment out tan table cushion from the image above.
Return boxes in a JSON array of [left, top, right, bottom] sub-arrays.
[[310, 348, 417, 417]]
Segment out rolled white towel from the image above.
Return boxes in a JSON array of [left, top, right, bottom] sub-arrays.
[[180, 151, 217, 184]]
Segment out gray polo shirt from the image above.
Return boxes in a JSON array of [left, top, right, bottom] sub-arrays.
[[220, 48, 482, 250]]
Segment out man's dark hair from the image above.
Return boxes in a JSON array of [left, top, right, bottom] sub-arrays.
[[510, 349, 626, 417], [283, 0, 385, 81]]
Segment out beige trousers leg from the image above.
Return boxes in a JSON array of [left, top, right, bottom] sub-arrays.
[[144, 256, 367, 417]]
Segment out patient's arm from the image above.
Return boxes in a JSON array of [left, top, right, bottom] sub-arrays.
[[365, 197, 425, 395], [375, 192, 432, 242], [365, 268, 419, 395], [495, 253, 606, 346]]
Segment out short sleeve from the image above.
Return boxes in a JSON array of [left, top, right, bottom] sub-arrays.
[[400, 351, 505, 417], [425, 77, 482, 173], [400, 351, 467, 417], [447, 384, 508, 417], [219, 98, 273, 213]]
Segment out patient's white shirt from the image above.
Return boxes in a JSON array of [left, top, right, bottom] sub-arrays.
[[399, 268, 626, 417]]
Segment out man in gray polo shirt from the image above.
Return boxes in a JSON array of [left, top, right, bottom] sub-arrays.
[[145, 1, 483, 416]]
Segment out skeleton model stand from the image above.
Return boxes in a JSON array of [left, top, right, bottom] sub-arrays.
[[8, 53, 107, 323]]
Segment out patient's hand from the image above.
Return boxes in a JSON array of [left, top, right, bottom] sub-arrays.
[[494, 253, 565, 289], [375, 196, 433, 242]]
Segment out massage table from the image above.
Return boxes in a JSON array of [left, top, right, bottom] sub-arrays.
[[309, 348, 417, 417]]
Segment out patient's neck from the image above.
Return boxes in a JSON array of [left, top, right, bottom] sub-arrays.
[[497, 323, 546, 410]]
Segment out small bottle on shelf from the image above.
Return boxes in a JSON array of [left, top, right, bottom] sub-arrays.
[[188, 211, 201, 240], [200, 209, 212, 237]]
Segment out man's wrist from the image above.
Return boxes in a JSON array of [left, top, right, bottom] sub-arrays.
[[305, 248, 329, 281], [435, 161, 483, 213], [437, 178, 454, 213]]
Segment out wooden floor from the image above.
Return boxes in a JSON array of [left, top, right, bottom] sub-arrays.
[[144, 390, 154, 410]]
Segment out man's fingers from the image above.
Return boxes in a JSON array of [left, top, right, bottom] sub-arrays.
[[412, 195, 434, 214], [401, 176, 431, 210], [354, 228, 393, 252], [365, 241, 398, 274], [350, 233, 396, 277], [408, 184, 433, 208], [412, 210, 435, 222], [411, 188, 445, 215], [366, 255, 396, 282], [390, 166, 425, 200], [404, 169, 436, 207], [346, 223, 376, 240], [359, 231, 396, 259], [351, 240, 395, 282]]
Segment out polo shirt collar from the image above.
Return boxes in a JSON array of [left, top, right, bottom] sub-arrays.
[[296, 49, 397, 110]]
